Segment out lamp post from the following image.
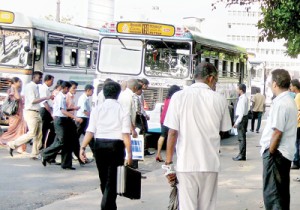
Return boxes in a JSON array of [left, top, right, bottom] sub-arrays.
[[56, 0, 61, 22]]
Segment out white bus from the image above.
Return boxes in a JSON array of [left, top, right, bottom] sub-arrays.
[[93, 21, 250, 133], [0, 10, 99, 124]]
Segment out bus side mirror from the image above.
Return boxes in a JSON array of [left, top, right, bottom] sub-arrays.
[[27, 52, 33, 66]]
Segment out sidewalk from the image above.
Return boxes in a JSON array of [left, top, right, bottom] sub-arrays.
[[37, 120, 300, 210]]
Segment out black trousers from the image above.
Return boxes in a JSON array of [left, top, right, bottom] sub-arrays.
[[42, 117, 74, 168], [40, 107, 55, 148], [135, 114, 149, 150], [94, 139, 125, 210], [237, 115, 248, 158], [293, 127, 300, 166], [76, 117, 95, 155], [251, 111, 263, 132], [263, 149, 291, 210]]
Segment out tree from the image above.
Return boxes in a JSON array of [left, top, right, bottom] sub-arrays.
[[212, 0, 300, 58]]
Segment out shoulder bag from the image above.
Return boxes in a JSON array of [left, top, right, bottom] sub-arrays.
[[1, 96, 19, 116]]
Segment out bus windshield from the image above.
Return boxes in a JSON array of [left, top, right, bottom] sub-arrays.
[[98, 38, 143, 75], [145, 40, 191, 78], [0, 29, 30, 67]]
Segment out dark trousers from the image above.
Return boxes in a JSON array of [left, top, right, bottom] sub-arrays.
[[94, 139, 125, 210], [237, 115, 248, 158], [42, 117, 73, 168], [136, 114, 149, 150], [293, 127, 300, 166], [40, 107, 55, 148], [76, 117, 95, 155], [251, 111, 263, 132], [263, 149, 291, 210]]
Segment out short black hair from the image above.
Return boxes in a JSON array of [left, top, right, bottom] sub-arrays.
[[11, 77, 21, 84], [69, 81, 78, 87], [44, 74, 54, 82], [141, 78, 149, 85], [136, 83, 143, 91], [291, 79, 300, 90], [33, 71, 43, 77], [272, 69, 291, 89], [85, 84, 94, 91], [238, 84, 246, 93], [167, 85, 181, 99], [61, 81, 72, 89], [194, 62, 218, 80], [103, 81, 121, 100], [55, 80, 64, 89]]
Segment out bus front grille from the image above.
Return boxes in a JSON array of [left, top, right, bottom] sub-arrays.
[[143, 87, 168, 111]]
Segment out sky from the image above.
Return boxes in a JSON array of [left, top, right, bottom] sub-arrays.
[[1, 0, 229, 40]]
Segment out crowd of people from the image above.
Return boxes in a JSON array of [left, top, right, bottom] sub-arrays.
[[1, 63, 300, 210]]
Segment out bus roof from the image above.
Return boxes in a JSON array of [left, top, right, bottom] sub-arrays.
[[0, 11, 99, 40], [191, 31, 247, 55]]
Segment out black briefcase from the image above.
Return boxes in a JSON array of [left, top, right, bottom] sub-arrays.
[[117, 165, 141, 199]]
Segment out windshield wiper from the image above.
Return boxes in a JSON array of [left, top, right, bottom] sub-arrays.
[[118, 38, 140, 52]]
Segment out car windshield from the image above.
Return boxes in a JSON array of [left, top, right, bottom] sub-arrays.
[[144, 40, 191, 78], [0, 29, 30, 67]]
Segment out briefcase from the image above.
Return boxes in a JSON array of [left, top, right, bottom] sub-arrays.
[[117, 165, 141, 199]]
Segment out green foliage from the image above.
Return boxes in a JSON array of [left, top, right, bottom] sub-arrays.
[[213, 0, 300, 57]]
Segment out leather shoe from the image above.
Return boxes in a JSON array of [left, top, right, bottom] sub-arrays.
[[8, 147, 14, 157], [41, 157, 47, 167], [62, 167, 76, 170], [144, 150, 155, 156], [232, 156, 246, 161]]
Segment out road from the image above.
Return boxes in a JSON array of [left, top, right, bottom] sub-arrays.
[[1, 117, 300, 209]]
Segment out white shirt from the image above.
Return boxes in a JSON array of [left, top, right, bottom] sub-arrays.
[[164, 82, 232, 172], [118, 88, 136, 125], [260, 91, 297, 161], [24, 81, 41, 111], [38, 83, 52, 108], [76, 93, 91, 118], [234, 93, 248, 126], [87, 99, 131, 139], [53, 91, 67, 117], [97, 90, 105, 105]]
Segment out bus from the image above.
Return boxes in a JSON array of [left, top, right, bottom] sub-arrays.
[[93, 21, 250, 133], [0, 10, 99, 124]]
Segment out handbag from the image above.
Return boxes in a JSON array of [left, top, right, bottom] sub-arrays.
[[248, 110, 253, 120], [117, 165, 141, 199], [1, 96, 19, 116]]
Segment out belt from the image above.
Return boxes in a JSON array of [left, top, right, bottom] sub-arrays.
[[27, 109, 39, 113]]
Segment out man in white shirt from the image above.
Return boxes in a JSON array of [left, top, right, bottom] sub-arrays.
[[8, 71, 54, 159], [39, 74, 55, 148], [41, 81, 83, 170], [260, 69, 297, 210], [118, 79, 138, 138], [76, 84, 95, 163], [233, 84, 249, 161], [79, 81, 132, 209], [164, 62, 231, 210]]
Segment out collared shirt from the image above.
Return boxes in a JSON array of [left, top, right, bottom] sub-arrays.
[[97, 90, 105, 105], [118, 88, 136, 126], [24, 81, 41, 111], [76, 93, 91, 118], [234, 94, 248, 126], [53, 91, 67, 117], [164, 82, 232, 172], [294, 93, 300, 127], [139, 92, 147, 116], [66, 92, 76, 114], [39, 83, 53, 108], [133, 93, 142, 115], [86, 99, 131, 139], [260, 91, 297, 161], [252, 93, 265, 112]]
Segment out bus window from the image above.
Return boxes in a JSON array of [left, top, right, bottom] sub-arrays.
[[99, 38, 143, 75], [144, 40, 190, 78], [64, 48, 77, 67], [92, 42, 98, 68], [222, 60, 227, 76], [47, 45, 62, 65], [78, 49, 86, 67]]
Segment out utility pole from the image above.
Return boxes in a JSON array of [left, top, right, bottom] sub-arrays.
[[56, 0, 61, 22]]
